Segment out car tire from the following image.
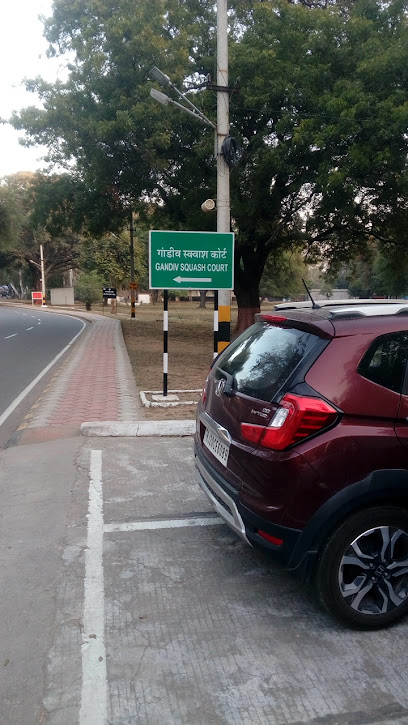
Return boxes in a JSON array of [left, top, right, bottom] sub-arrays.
[[315, 506, 408, 629]]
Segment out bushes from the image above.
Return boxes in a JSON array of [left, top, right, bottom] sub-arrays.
[[75, 271, 104, 310]]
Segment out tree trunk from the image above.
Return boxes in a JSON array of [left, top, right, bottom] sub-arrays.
[[234, 246, 266, 335], [198, 290, 207, 308], [234, 280, 261, 334]]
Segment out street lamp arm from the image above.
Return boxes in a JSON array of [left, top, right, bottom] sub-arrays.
[[149, 66, 216, 129], [168, 97, 215, 129], [110, 231, 128, 244], [169, 81, 214, 125], [150, 88, 215, 129], [29, 259, 41, 270]]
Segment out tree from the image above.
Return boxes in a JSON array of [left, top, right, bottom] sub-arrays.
[[75, 270, 104, 310], [227, 0, 408, 327], [0, 173, 81, 291], [11, 0, 408, 331], [0, 186, 24, 252], [259, 248, 307, 300], [373, 247, 408, 298], [80, 228, 148, 290]]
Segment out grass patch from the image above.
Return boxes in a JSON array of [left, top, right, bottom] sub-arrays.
[[121, 301, 240, 420]]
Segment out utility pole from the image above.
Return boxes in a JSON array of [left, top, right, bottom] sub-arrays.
[[216, 0, 231, 352], [129, 210, 136, 319], [149, 0, 232, 352]]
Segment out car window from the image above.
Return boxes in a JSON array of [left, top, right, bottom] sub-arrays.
[[358, 332, 408, 393], [215, 321, 319, 402]]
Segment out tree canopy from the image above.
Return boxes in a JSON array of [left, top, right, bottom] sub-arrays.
[[0, 173, 81, 292], [10, 0, 408, 326]]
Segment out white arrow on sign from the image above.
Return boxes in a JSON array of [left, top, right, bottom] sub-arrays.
[[173, 276, 212, 284]]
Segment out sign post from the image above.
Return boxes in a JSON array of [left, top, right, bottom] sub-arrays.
[[31, 291, 43, 306], [102, 287, 117, 315], [149, 230, 234, 397]]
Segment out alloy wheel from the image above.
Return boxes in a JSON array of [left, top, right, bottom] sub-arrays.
[[338, 525, 408, 616]]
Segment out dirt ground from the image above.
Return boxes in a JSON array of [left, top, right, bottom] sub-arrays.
[[121, 301, 242, 420]]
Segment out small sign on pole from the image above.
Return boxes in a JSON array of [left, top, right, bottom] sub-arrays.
[[102, 287, 117, 299], [31, 291, 43, 306]]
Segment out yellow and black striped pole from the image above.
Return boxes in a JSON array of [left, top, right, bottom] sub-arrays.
[[217, 294, 230, 354], [216, 0, 231, 354]]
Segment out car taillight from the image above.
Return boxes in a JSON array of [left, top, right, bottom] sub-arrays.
[[201, 375, 209, 404], [241, 393, 338, 451]]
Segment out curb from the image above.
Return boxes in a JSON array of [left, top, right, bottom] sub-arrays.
[[80, 420, 196, 437], [140, 389, 201, 408]]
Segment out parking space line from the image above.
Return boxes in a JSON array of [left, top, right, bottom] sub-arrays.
[[80, 450, 107, 725], [104, 516, 223, 533]]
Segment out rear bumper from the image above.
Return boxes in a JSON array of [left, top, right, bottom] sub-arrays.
[[195, 454, 251, 545], [194, 442, 309, 574]]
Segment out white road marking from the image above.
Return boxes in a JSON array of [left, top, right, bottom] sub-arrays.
[[26, 326, 34, 330], [104, 516, 223, 533], [0, 320, 85, 428], [4, 334, 18, 339], [80, 450, 107, 725], [78, 455, 223, 720]]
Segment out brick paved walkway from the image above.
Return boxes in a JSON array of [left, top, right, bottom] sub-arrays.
[[20, 316, 142, 434]]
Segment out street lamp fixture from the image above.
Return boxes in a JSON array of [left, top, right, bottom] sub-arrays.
[[150, 88, 170, 106], [150, 66, 171, 88]]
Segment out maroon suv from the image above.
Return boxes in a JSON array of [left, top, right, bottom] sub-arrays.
[[194, 301, 408, 628]]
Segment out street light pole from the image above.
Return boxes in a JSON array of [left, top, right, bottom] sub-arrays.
[[110, 228, 137, 319], [40, 244, 47, 306], [216, 0, 231, 353], [149, 0, 232, 353]]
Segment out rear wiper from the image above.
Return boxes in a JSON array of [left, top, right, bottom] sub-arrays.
[[217, 368, 236, 396]]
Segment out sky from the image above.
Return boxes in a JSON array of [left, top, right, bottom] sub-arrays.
[[0, 0, 67, 177]]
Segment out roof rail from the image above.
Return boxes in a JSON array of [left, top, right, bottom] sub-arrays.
[[327, 304, 408, 319], [275, 299, 408, 311]]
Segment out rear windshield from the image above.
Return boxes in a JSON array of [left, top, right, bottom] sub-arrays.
[[215, 321, 319, 401]]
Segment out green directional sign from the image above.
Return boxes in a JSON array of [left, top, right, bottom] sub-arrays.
[[149, 230, 234, 290]]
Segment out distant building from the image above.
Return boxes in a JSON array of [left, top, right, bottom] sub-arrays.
[[310, 288, 350, 301]]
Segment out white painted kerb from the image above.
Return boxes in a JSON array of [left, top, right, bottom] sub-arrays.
[[81, 420, 196, 437]]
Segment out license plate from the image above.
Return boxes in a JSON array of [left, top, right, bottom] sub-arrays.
[[203, 427, 230, 466]]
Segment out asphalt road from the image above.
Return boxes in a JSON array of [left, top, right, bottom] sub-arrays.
[[0, 305, 85, 434]]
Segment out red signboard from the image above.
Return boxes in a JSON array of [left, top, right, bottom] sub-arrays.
[[32, 291, 43, 305]]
